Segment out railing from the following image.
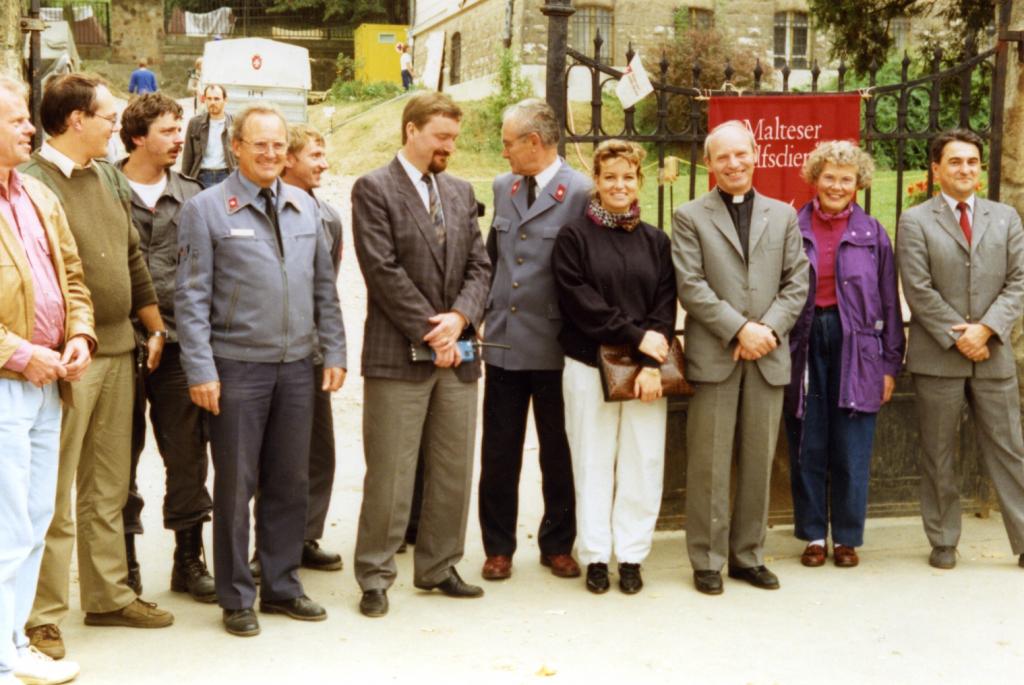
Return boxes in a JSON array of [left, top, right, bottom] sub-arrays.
[[40, 0, 110, 45], [163, 1, 352, 41]]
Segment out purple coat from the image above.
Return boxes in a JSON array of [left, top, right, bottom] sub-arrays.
[[784, 202, 905, 419]]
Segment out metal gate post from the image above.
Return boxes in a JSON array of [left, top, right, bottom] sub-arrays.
[[541, 0, 574, 156]]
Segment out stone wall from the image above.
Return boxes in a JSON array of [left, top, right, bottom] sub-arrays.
[[110, 0, 164, 64], [1000, 1, 1024, 217], [413, 0, 521, 90]]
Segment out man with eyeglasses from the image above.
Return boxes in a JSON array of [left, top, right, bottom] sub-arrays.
[[175, 104, 347, 637], [21, 74, 174, 662]]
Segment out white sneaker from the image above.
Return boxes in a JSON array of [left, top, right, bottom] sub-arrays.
[[13, 647, 79, 685]]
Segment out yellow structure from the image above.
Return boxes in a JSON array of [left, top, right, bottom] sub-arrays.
[[354, 23, 408, 84]]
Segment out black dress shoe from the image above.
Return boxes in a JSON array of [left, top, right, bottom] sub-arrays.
[[359, 589, 388, 617], [727, 565, 780, 590], [618, 563, 643, 594], [259, 595, 327, 621], [929, 546, 956, 570], [693, 570, 723, 595], [302, 540, 343, 571], [223, 608, 260, 637], [414, 568, 484, 598], [585, 563, 610, 594]]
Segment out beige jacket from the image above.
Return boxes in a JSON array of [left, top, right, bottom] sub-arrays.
[[0, 173, 95, 401]]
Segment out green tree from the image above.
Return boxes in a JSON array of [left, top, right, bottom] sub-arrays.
[[808, 0, 996, 76], [166, 0, 407, 24]]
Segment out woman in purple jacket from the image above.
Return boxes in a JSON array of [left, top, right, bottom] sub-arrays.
[[783, 141, 905, 568]]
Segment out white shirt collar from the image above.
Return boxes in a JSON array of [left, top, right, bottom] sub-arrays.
[[39, 141, 89, 179], [531, 157, 563, 193], [397, 150, 429, 186], [941, 191, 974, 218]]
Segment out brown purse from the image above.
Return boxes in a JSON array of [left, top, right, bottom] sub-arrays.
[[597, 333, 693, 402]]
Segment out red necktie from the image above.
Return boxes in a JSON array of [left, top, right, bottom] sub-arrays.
[[957, 201, 972, 244]]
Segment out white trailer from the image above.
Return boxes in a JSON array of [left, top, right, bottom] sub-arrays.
[[201, 38, 311, 123]]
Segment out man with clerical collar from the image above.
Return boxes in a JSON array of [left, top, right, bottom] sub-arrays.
[[116, 92, 214, 604], [671, 120, 809, 596], [897, 128, 1024, 571]]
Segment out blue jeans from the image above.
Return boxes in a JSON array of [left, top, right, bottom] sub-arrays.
[[0, 380, 60, 676], [785, 309, 877, 547], [401, 70, 413, 90], [197, 168, 229, 189]]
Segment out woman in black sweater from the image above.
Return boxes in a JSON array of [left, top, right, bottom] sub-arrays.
[[551, 140, 676, 595]]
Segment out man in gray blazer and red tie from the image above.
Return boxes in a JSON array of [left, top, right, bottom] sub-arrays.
[[478, 99, 591, 581], [897, 128, 1024, 571], [352, 92, 492, 617], [672, 121, 809, 595]]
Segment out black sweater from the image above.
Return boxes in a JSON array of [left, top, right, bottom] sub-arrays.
[[551, 215, 677, 368]]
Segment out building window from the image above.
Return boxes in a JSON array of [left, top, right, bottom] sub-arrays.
[[450, 32, 462, 86], [570, 6, 613, 63], [378, 33, 396, 44], [774, 11, 809, 69], [891, 17, 911, 55], [678, 7, 714, 31]]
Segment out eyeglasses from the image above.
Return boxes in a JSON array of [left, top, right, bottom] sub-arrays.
[[91, 112, 118, 127], [241, 139, 287, 154]]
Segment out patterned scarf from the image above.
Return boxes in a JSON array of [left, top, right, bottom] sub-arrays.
[[812, 196, 855, 222], [585, 198, 641, 231]]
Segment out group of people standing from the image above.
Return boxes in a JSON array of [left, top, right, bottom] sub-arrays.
[[1, 71, 1023, 685]]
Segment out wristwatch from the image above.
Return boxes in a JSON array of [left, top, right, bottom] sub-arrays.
[[149, 330, 168, 339]]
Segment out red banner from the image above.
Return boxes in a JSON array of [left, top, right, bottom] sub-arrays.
[[707, 94, 861, 207]]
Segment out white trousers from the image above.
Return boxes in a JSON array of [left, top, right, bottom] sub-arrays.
[[562, 358, 666, 565]]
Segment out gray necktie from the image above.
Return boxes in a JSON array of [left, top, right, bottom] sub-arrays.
[[422, 173, 446, 245]]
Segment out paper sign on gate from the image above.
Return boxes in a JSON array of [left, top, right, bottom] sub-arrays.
[[615, 53, 654, 110]]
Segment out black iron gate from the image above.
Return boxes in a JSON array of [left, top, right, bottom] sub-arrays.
[[541, 0, 1017, 232], [540, 0, 1024, 529]]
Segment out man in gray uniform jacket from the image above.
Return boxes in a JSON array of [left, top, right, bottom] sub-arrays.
[[479, 99, 590, 581], [897, 128, 1024, 571], [175, 104, 346, 637]]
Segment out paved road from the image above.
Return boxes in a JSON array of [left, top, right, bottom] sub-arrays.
[[50, 173, 1024, 684]]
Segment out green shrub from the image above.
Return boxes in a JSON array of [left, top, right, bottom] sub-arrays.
[[327, 79, 404, 103], [459, 48, 534, 153]]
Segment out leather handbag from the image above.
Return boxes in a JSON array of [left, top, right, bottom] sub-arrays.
[[597, 333, 693, 402]]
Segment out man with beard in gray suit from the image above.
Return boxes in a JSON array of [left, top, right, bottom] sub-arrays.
[[672, 120, 809, 595], [351, 92, 491, 617], [478, 99, 590, 582]]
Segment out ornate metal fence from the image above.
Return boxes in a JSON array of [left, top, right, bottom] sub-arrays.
[[542, 0, 1018, 231]]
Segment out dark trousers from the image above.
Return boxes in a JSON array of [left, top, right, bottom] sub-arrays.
[[784, 310, 877, 547], [124, 347, 147, 536], [305, 362, 335, 541], [125, 344, 213, 535], [478, 365, 576, 557], [209, 357, 313, 610], [197, 168, 229, 189], [401, 70, 413, 90]]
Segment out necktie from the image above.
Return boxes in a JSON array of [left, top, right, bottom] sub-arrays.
[[421, 173, 446, 244], [957, 201, 972, 245], [259, 187, 283, 255], [526, 176, 537, 208]]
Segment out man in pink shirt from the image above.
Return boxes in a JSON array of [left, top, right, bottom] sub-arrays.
[[0, 76, 94, 685]]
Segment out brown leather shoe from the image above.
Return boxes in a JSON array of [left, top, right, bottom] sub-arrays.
[[84, 598, 174, 628], [800, 543, 827, 567], [26, 623, 65, 660], [481, 555, 512, 580], [540, 553, 581, 578], [833, 545, 859, 568]]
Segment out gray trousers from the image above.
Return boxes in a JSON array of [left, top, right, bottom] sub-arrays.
[[209, 357, 313, 610], [686, 361, 783, 571], [354, 369, 477, 591], [913, 374, 1024, 554]]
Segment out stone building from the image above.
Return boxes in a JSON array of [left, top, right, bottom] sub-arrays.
[[410, 0, 956, 99]]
